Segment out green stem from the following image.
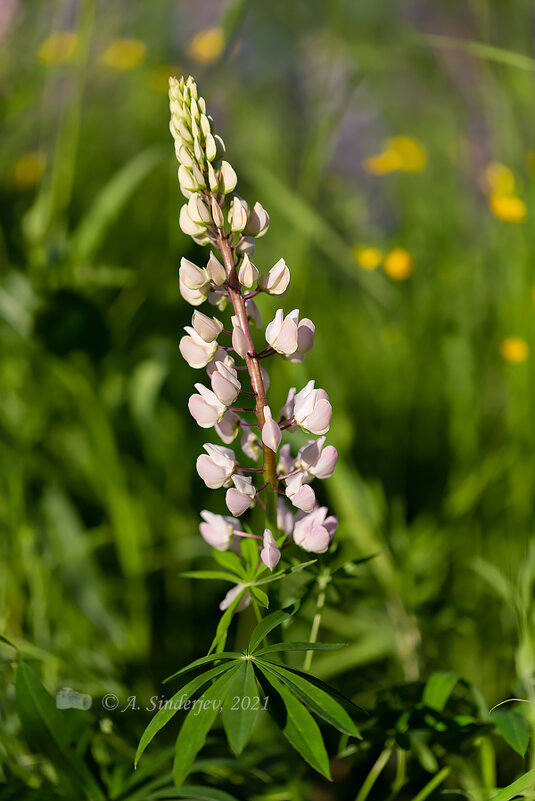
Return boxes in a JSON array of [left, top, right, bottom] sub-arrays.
[[354, 745, 393, 801], [303, 568, 330, 671], [411, 767, 452, 801]]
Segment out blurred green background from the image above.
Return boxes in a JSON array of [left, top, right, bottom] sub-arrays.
[[2, 0, 535, 795]]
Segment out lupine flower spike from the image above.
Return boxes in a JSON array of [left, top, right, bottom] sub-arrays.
[[169, 74, 338, 609]]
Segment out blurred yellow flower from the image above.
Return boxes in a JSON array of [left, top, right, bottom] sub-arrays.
[[363, 136, 427, 175], [39, 31, 78, 64], [485, 162, 515, 194], [101, 38, 146, 71], [352, 245, 382, 270], [187, 27, 225, 65], [489, 192, 526, 223], [12, 152, 47, 189], [383, 247, 414, 280], [149, 65, 183, 94], [500, 337, 529, 364]]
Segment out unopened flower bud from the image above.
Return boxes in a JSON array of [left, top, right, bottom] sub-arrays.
[[188, 383, 226, 428], [188, 193, 211, 225], [231, 316, 249, 359], [179, 205, 206, 236], [209, 196, 225, 228], [259, 258, 290, 295], [244, 202, 270, 238], [179, 279, 210, 306], [236, 236, 255, 257], [196, 443, 236, 489], [179, 257, 209, 290], [206, 252, 227, 285], [205, 133, 217, 162], [207, 162, 219, 192], [219, 160, 237, 194], [229, 197, 249, 232], [245, 299, 262, 328], [192, 310, 223, 342], [241, 428, 262, 461], [261, 406, 281, 453], [225, 475, 256, 516], [260, 529, 281, 571], [178, 165, 197, 194], [193, 137, 204, 164], [214, 134, 226, 159], [178, 144, 195, 168], [191, 164, 206, 189], [238, 254, 259, 289]]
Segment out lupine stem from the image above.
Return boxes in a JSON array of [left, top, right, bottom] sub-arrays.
[[216, 232, 279, 535], [303, 568, 330, 671]]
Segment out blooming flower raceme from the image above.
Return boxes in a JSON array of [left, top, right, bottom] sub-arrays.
[[169, 75, 339, 603]]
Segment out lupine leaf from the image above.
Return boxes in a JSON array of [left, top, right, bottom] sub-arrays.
[[491, 708, 530, 757], [254, 560, 317, 586], [255, 664, 331, 780], [258, 659, 360, 738], [209, 586, 248, 654], [15, 663, 105, 801], [248, 609, 293, 652], [163, 653, 241, 684], [423, 671, 461, 712], [173, 666, 240, 787], [249, 586, 269, 608], [488, 769, 535, 801], [255, 641, 345, 656], [267, 662, 365, 716], [180, 571, 241, 582], [221, 660, 259, 754], [212, 550, 246, 578], [240, 537, 259, 572], [135, 662, 237, 766]]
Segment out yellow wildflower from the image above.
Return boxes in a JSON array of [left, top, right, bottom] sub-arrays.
[[500, 337, 529, 364], [485, 163, 515, 194], [101, 38, 146, 71], [489, 193, 526, 223], [12, 152, 47, 189], [363, 136, 427, 175], [383, 248, 414, 280], [149, 65, 183, 94], [387, 136, 428, 172], [39, 31, 78, 64], [352, 245, 382, 270], [187, 27, 225, 65]]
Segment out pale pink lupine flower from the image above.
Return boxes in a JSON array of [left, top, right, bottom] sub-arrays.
[[206, 252, 226, 285], [206, 350, 235, 377], [265, 309, 298, 355], [215, 411, 241, 443], [245, 298, 262, 328], [297, 437, 339, 479], [294, 380, 332, 435], [192, 310, 223, 342], [260, 529, 281, 571], [241, 428, 262, 461], [277, 443, 293, 476], [219, 583, 251, 611], [285, 473, 316, 513], [259, 258, 290, 295], [196, 443, 236, 488], [199, 510, 238, 550], [288, 316, 315, 363], [237, 254, 259, 289], [279, 387, 296, 423], [179, 327, 218, 368], [211, 361, 241, 405], [243, 202, 270, 238], [293, 507, 338, 553], [225, 475, 256, 516], [277, 498, 294, 535], [231, 316, 249, 359], [188, 384, 226, 428], [261, 406, 281, 452]]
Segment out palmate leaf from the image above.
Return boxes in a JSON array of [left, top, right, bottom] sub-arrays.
[[212, 550, 246, 578], [255, 641, 345, 656], [163, 653, 241, 684], [135, 661, 237, 767], [221, 660, 259, 754], [180, 571, 242, 582], [248, 609, 293, 653], [257, 659, 360, 738], [209, 586, 248, 654], [255, 664, 331, 780], [173, 666, 240, 786], [268, 663, 365, 717], [254, 560, 317, 586], [249, 586, 269, 608]]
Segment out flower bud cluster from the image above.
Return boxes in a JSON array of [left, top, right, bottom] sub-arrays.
[[169, 76, 340, 596]]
